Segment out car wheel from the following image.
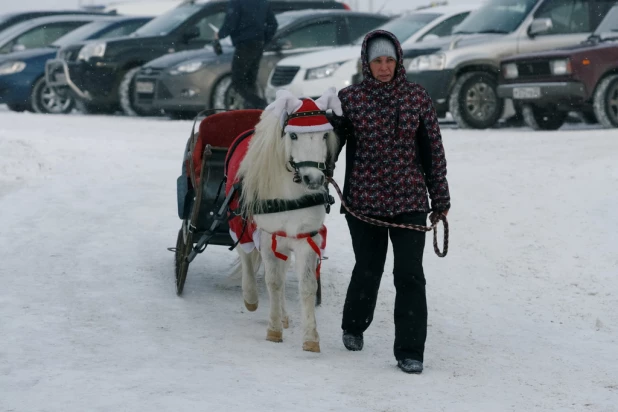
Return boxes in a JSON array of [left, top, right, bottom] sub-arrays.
[[31, 77, 74, 114], [449, 71, 504, 129], [211, 75, 245, 110], [593, 74, 618, 128], [119, 67, 158, 117], [522, 104, 567, 131]]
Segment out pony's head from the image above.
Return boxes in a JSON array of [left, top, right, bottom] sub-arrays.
[[238, 88, 341, 214], [274, 88, 342, 189]]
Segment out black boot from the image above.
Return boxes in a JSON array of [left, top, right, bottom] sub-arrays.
[[342, 331, 363, 351], [397, 359, 423, 374]]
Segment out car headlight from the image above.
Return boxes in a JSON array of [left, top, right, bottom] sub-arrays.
[[169, 60, 204, 75], [77, 42, 106, 61], [0, 61, 26, 76], [407, 53, 446, 72], [550, 59, 571, 75], [502, 63, 519, 79], [305, 62, 345, 80]]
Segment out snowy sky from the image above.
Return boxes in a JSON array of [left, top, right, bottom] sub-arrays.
[[0, 0, 470, 14]]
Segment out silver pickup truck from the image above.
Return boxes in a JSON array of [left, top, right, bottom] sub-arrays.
[[400, 0, 615, 129]]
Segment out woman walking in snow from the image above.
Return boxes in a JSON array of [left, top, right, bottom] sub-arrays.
[[330, 30, 451, 374]]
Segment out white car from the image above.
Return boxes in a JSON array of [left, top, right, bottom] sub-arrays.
[[265, 4, 480, 103]]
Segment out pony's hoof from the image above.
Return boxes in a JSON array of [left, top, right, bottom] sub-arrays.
[[282, 316, 289, 329], [303, 341, 320, 353], [266, 329, 283, 342], [244, 300, 258, 312]]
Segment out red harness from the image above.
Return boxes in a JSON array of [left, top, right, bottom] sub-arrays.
[[270, 226, 327, 279]]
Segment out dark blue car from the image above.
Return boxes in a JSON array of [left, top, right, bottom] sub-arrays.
[[0, 16, 151, 113]]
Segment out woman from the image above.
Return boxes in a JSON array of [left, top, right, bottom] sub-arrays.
[[331, 30, 451, 374]]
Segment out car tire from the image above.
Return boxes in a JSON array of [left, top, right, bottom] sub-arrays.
[[522, 104, 567, 131], [7, 103, 31, 112], [592, 74, 618, 128], [211, 74, 245, 110], [449, 71, 504, 129], [119, 66, 158, 117], [31, 77, 74, 114], [167, 110, 198, 120]]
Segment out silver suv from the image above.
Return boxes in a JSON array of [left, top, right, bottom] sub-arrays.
[[403, 0, 615, 129]]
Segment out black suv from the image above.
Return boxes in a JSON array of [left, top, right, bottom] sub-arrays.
[[0, 10, 109, 34], [46, 0, 349, 115]]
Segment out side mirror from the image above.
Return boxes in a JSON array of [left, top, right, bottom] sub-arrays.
[[528, 18, 553, 37], [182, 26, 201, 42], [12, 43, 26, 52]]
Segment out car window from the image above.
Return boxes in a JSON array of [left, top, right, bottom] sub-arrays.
[[98, 21, 148, 39], [454, 0, 539, 34], [277, 21, 339, 49], [589, 0, 616, 29], [357, 13, 439, 44], [419, 12, 470, 40], [534, 0, 591, 34], [0, 21, 86, 54], [132, 4, 201, 37], [346, 15, 389, 43], [189, 11, 226, 42]]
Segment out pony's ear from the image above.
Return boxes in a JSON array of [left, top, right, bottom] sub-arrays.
[[314, 87, 342, 116], [264, 89, 303, 127]]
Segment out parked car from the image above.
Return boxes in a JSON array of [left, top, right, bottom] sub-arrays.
[[0, 16, 152, 114], [102, 0, 186, 16], [264, 4, 476, 104], [0, 10, 109, 35], [45, 0, 351, 116], [132, 9, 388, 118], [0, 15, 109, 56], [497, 3, 618, 130], [396, 0, 615, 129]]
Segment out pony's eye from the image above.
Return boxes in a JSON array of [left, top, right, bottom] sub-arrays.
[[290, 133, 298, 140], [323, 133, 329, 140]]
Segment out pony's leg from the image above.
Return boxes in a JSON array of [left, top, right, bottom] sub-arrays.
[[281, 259, 291, 329], [294, 241, 320, 352], [262, 249, 287, 342], [238, 248, 260, 311]]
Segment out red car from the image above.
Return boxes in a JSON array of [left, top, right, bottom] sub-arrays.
[[497, 3, 618, 130]]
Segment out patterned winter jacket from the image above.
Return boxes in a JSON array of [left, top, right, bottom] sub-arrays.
[[332, 30, 451, 217]]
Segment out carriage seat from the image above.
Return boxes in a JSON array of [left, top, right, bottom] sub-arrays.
[[188, 109, 263, 184]]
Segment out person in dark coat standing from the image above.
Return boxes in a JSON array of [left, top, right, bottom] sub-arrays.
[[216, 0, 278, 109], [330, 30, 451, 374]]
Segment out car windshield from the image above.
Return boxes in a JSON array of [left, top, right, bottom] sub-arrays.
[[453, 0, 539, 34], [594, 5, 618, 35], [52, 20, 110, 47], [353, 13, 440, 44], [132, 4, 201, 37]]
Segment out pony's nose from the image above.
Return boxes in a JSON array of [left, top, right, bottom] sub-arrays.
[[302, 174, 325, 187]]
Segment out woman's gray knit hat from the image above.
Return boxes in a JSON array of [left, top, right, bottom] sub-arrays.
[[367, 36, 397, 62]]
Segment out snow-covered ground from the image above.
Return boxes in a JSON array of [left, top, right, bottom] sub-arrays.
[[1, 106, 617, 412]]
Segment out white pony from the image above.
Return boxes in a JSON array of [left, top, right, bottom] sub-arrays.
[[233, 88, 341, 352]]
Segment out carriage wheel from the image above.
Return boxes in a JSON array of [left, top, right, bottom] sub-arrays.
[[315, 278, 322, 307], [174, 224, 191, 295]]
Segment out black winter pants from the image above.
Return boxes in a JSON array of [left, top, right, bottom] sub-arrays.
[[342, 212, 428, 362], [231, 40, 267, 109]]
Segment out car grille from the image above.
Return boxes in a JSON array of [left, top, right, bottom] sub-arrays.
[[516, 61, 551, 78], [139, 67, 165, 77], [271, 66, 300, 86]]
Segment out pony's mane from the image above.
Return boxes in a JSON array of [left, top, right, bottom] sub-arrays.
[[237, 110, 338, 218]]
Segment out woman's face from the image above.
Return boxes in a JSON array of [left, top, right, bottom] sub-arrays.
[[369, 56, 396, 82]]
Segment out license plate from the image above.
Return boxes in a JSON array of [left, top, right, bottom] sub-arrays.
[[513, 86, 541, 99], [136, 81, 154, 94]]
